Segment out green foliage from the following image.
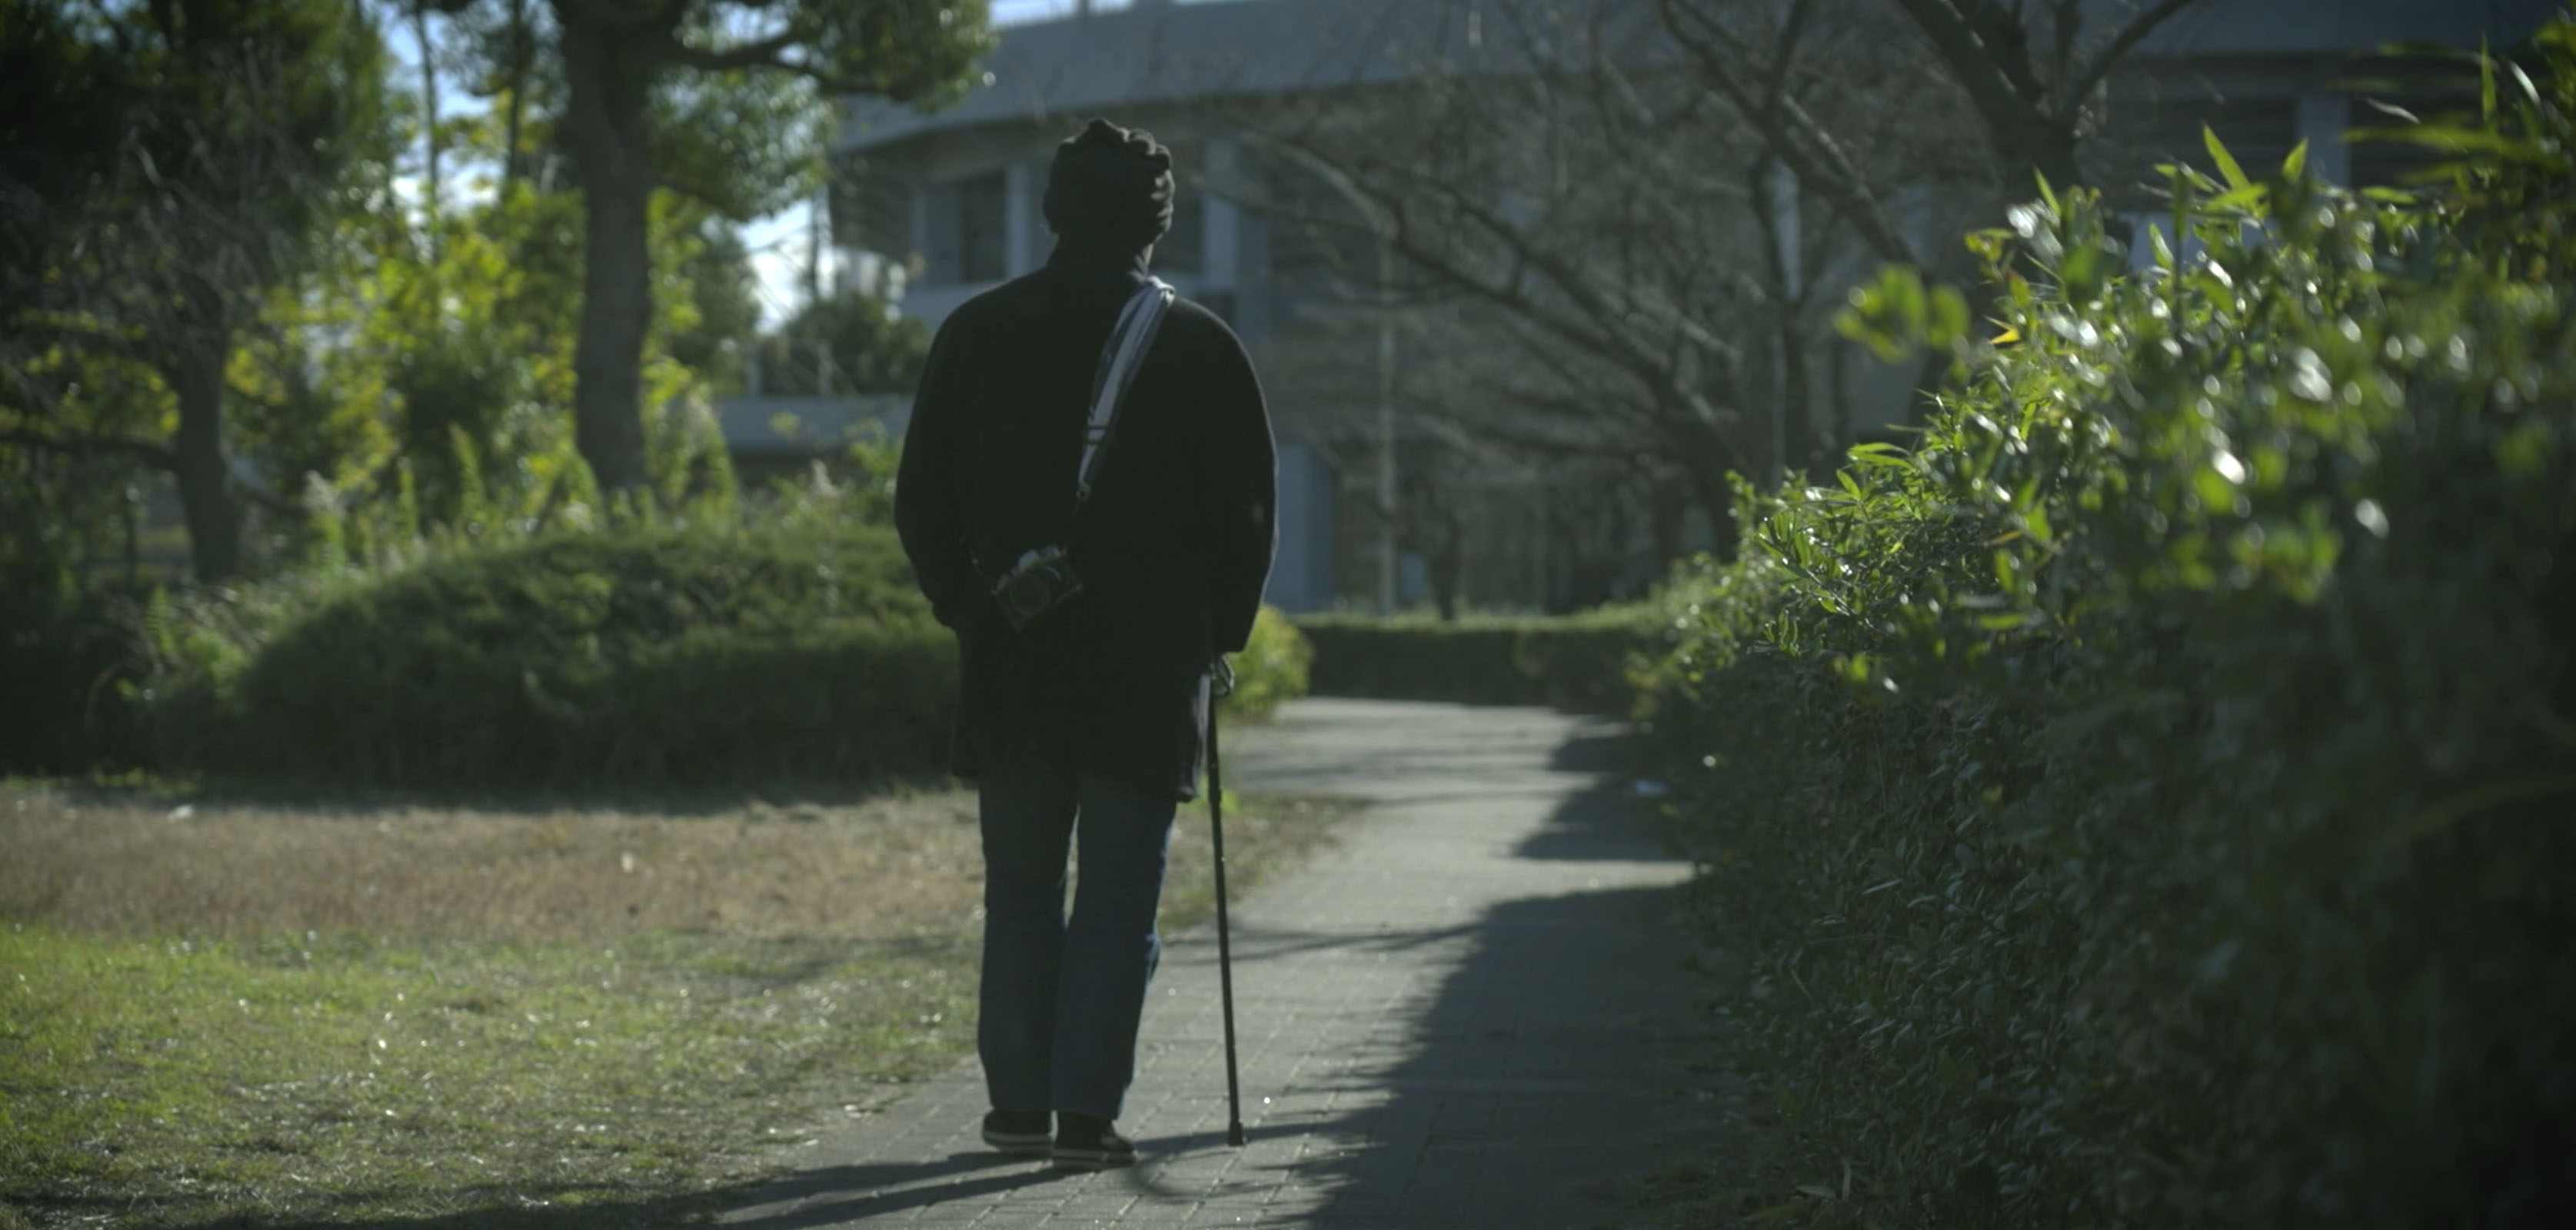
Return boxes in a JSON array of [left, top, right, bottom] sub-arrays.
[[754, 290, 932, 396], [0, 924, 970, 1228], [1223, 606, 1313, 721], [1296, 608, 1659, 714], [0, 587, 149, 776], [0, 0, 132, 295], [141, 516, 954, 792], [667, 218, 763, 394], [1642, 22, 2576, 1225], [231, 181, 751, 565], [650, 45, 834, 222], [774, 0, 999, 109], [0, 0, 397, 580]]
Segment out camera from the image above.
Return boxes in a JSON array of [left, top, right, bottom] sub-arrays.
[[992, 545, 1084, 630]]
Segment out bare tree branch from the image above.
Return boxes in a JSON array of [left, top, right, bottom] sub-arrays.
[[659, 27, 803, 74], [1656, 0, 1922, 264], [1889, 0, 2048, 134], [0, 426, 176, 468], [2071, 0, 2205, 105]]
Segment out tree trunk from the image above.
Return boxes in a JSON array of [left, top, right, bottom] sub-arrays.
[[1785, 312, 1835, 478], [1428, 507, 1464, 621], [414, 2, 441, 262], [1748, 158, 1823, 485], [1649, 476, 1685, 569], [501, 0, 530, 186], [1679, 444, 1742, 565], [556, 5, 658, 494], [1999, 118, 2085, 199], [168, 334, 241, 583]]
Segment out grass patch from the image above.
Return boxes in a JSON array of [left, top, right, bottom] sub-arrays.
[[0, 782, 1349, 1228], [0, 926, 970, 1227]]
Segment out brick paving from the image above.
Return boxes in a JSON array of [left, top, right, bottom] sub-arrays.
[[722, 699, 1701, 1230]]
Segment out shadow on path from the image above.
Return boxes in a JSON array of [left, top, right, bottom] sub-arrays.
[[718, 701, 1709, 1228], [1269, 880, 1699, 1227], [719, 1154, 1074, 1229]]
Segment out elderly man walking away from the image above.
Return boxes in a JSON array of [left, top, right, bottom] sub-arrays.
[[894, 118, 1278, 1171]]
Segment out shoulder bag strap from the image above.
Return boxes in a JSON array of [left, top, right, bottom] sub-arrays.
[[1077, 277, 1176, 505]]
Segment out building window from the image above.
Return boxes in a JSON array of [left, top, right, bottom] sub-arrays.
[[1160, 184, 1204, 274], [2348, 91, 2458, 189], [924, 171, 1009, 285]]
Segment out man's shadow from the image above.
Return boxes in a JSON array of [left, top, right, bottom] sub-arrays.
[[724, 1127, 1241, 1227], [721, 1150, 1062, 1228]]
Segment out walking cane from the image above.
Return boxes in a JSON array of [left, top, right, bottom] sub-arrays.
[[1207, 660, 1247, 1148]]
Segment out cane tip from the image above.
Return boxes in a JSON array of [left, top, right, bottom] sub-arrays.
[[1226, 1123, 1246, 1148]]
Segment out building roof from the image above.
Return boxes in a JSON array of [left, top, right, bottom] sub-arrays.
[[2130, 0, 2565, 61], [837, 0, 1659, 154], [837, 0, 2569, 155]]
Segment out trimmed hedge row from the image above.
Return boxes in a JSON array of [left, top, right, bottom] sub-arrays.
[[1292, 609, 1657, 713], [144, 520, 956, 790], [1224, 606, 1313, 721], [0, 588, 149, 776], [1638, 47, 2576, 1229], [131, 517, 1312, 792]]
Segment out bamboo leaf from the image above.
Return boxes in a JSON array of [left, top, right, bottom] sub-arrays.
[[2481, 38, 2497, 121], [2359, 97, 2421, 125], [2204, 125, 2252, 192]]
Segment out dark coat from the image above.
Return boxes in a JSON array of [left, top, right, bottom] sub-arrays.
[[894, 238, 1277, 801]]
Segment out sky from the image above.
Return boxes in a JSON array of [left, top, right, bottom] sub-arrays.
[[749, 1, 1231, 322], [384, 1, 1202, 331]]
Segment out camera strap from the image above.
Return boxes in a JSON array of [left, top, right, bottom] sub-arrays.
[[1075, 278, 1176, 507]]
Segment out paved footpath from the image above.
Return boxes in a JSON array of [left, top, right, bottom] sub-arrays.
[[724, 698, 1701, 1229]]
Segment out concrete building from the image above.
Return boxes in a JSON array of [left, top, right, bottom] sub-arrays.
[[723, 0, 2565, 613], [824, 0, 1526, 613]]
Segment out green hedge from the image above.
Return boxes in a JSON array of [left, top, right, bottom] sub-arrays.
[[0, 588, 149, 776], [1293, 609, 1658, 714], [144, 520, 954, 791], [1639, 35, 2576, 1228], [1223, 606, 1312, 721], [134, 515, 1311, 791]]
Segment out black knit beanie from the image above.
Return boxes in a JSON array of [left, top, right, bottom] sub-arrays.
[[1043, 118, 1175, 251]]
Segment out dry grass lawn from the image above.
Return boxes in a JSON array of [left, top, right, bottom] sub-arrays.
[[2, 789, 990, 945], [0, 781, 1346, 1228], [0, 783, 1332, 946]]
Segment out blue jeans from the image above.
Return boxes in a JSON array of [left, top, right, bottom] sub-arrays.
[[977, 766, 1177, 1121]]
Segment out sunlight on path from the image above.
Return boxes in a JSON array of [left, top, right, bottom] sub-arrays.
[[723, 698, 1702, 1229]]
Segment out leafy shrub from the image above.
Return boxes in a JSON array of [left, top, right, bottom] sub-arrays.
[[1642, 28, 2576, 1228], [1223, 605, 1312, 721], [1294, 607, 1659, 714], [144, 519, 953, 792], [0, 587, 149, 776]]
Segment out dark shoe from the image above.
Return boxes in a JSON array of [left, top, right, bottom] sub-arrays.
[[982, 1109, 1051, 1156], [1050, 1112, 1137, 1170]]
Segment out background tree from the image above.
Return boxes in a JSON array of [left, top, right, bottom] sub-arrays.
[[0, 0, 394, 582], [228, 158, 766, 553], [1656, 0, 2211, 259], [751, 290, 929, 397], [670, 219, 763, 394], [1235, 0, 2208, 578], [0, 1, 146, 591], [1659, 0, 2212, 430], [1228, 1, 1812, 566], [418, 0, 995, 495]]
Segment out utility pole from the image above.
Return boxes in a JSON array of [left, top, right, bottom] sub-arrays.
[[1375, 231, 1397, 616], [1766, 0, 1802, 490], [1242, 135, 1402, 612], [807, 181, 828, 394], [1768, 157, 1799, 490], [414, 2, 441, 266]]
